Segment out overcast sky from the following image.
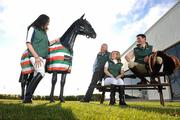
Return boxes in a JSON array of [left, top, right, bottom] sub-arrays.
[[0, 0, 177, 96]]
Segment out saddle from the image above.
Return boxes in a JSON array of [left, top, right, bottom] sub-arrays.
[[147, 51, 180, 75]]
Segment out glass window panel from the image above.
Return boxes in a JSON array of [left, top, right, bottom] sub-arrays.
[[175, 43, 180, 59], [165, 43, 180, 99], [165, 47, 176, 56]]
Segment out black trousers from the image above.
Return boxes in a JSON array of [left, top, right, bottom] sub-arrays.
[[83, 71, 104, 101]]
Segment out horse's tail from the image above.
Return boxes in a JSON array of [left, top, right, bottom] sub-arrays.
[[20, 50, 34, 75]]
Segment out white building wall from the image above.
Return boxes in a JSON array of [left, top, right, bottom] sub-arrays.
[[146, 2, 180, 50], [145, 2, 180, 100]]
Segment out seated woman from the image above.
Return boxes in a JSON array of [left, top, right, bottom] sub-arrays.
[[104, 51, 127, 106]]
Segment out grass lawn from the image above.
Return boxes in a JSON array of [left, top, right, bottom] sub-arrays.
[[0, 99, 179, 120]]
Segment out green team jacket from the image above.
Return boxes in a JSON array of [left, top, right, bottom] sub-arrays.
[[29, 28, 49, 58], [107, 60, 123, 77], [94, 51, 110, 72], [134, 44, 153, 64]]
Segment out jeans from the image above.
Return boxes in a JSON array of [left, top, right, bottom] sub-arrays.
[[83, 71, 104, 101]]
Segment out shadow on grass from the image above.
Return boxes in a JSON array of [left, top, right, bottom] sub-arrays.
[[128, 106, 180, 117], [88, 101, 180, 117], [0, 100, 77, 120]]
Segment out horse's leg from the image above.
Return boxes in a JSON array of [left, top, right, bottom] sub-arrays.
[[50, 72, 57, 103], [59, 73, 67, 103], [19, 73, 28, 100]]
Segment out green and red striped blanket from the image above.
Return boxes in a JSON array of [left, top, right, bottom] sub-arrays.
[[20, 43, 73, 74]]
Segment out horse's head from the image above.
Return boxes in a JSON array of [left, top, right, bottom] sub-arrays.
[[76, 14, 96, 39], [60, 14, 96, 52]]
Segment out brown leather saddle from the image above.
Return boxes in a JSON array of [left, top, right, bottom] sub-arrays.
[[147, 51, 180, 75]]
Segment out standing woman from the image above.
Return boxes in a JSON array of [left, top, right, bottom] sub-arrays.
[[104, 51, 127, 106], [81, 43, 110, 102], [23, 14, 58, 103]]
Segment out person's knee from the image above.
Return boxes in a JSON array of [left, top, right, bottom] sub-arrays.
[[128, 61, 137, 68], [156, 56, 163, 64]]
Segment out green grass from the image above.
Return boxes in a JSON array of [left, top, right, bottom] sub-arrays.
[[0, 99, 180, 120]]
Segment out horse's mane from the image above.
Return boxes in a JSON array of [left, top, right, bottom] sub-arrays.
[[60, 20, 78, 42]]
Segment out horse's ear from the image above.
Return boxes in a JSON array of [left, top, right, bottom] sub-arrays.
[[80, 14, 85, 19]]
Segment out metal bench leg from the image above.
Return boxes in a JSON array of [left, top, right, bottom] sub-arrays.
[[158, 85, 164, 106], [100, 91, 105, 104]]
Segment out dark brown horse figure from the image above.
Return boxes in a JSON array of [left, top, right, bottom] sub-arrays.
[[19, 14, 96, 102]]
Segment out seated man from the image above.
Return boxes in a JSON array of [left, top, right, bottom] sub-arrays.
[[125, 34, 163, 84]]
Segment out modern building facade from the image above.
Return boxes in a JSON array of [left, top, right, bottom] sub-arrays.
[[121, 2, 180, 100]]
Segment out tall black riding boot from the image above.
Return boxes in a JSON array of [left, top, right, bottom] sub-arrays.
[[23, 73, 43, 103], [26, 73, 34, 88], [109, 85, 116, 105], [119, 86, 127, 106], [130, 67, 147, 84]]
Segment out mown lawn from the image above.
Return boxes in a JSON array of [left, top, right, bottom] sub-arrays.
[[0, 99, 179, 120]]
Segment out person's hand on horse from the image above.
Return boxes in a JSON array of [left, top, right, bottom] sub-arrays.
[[144, 56, 149, 63]]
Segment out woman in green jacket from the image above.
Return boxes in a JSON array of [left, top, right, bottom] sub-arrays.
[[104, 51, 127, 106], [23, 14, 58, 103]]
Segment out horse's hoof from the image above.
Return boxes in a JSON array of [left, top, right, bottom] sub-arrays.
[[22, 99, 32, 104], [80, 99, 89, 103]]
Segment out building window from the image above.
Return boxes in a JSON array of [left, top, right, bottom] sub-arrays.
[[165, 42, 180, 99]]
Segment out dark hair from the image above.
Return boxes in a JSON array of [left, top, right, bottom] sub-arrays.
[[136, 34, 146, 40], [28, 14, 49, 31]]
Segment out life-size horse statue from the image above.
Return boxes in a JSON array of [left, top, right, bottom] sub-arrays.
[[19, 14, 96, 102]]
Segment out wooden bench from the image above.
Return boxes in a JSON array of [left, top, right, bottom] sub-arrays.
[[95, 72, 171, 106]]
